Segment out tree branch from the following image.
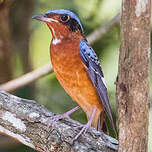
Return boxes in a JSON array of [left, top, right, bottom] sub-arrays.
[[0, 91, 118, 152], [0, 12, 120, 92], [0, 63, 52, 92], [87, 13, 120, 44]]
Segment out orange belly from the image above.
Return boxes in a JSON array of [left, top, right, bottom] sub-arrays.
[[50, 42, 103, 128]]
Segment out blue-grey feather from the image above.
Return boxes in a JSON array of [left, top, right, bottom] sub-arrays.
[[80, 39, 115, 132]]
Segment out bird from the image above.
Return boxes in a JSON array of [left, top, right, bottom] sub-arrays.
[[32, 9, 116, 139]]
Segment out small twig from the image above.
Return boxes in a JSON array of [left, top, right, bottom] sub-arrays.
[[0, 91, 118, 152], [87, 13, 120, 44], [0, 12, 120, 92], [0, 63, 52, 92]]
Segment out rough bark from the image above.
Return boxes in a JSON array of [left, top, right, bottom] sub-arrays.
[[0, 91, 118, 152], [0, 0, 14, 83], [116, 0, 150, 152]]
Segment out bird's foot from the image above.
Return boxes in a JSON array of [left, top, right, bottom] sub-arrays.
[[47, 106, 79, 126], [74, 106, 97, 140], [74, 119, 92, 140]]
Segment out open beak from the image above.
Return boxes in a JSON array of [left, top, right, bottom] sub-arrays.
[[32, 14, 58, 23]]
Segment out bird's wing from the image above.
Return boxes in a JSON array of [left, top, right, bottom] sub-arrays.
[[79, 39, 115, 131]]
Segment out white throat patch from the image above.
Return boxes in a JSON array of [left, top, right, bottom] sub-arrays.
[[52, 38, 61, 45]]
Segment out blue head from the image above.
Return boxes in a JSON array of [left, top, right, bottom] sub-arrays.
[[46, 9, 83, 32], [32, 9, 84, 39]]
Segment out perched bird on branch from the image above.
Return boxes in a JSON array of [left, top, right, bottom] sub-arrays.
[[32, 9, 116, 139]]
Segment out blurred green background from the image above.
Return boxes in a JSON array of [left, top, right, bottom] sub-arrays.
[[0, 0, 151, 151]]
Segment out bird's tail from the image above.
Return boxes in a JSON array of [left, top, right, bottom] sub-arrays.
[[97, 112, 107, 132], [97, 112, 118, 138]]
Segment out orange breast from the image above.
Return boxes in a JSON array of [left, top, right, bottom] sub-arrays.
[[50, 40, 103, 124]]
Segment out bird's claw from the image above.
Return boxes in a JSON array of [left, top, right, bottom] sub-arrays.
[[74, 121, 92, 140], [73, 106, 96, 140], [47, 114, 71, 127], [47, 106, 79, 127], [73, 124, 84, 129]]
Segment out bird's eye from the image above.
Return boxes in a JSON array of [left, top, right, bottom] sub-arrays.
[[60, 15, 70, 23]]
